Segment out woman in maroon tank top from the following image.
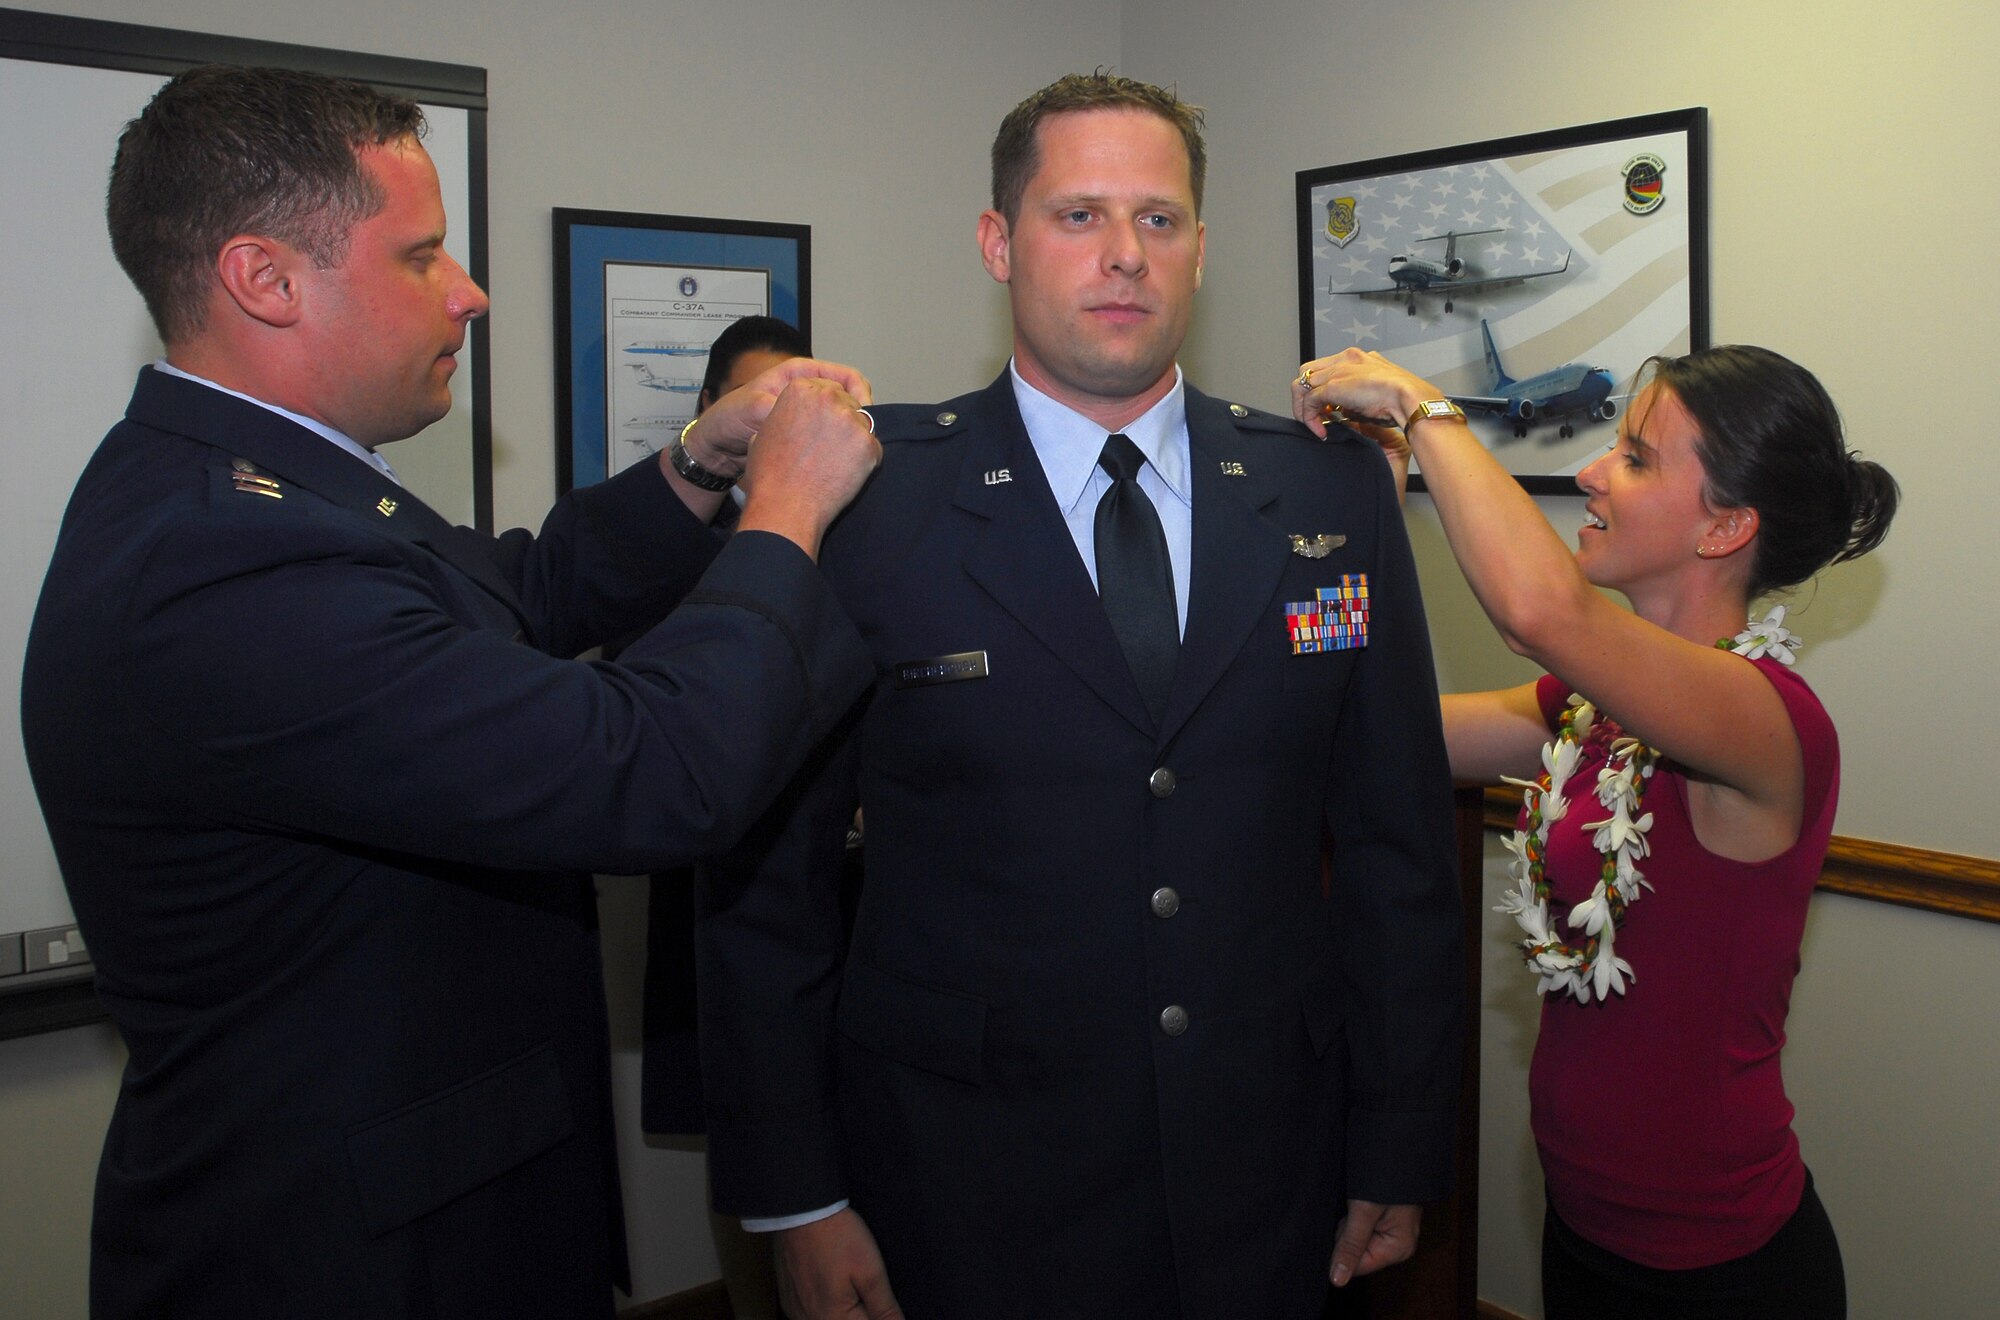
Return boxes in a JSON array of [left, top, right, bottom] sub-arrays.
[[1293, 344, 1896, 1319]]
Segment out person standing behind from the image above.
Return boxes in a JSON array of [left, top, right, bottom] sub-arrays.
[[638, 312, 811, 1320], [22, 64, 879, 1320], [1294, 345, 1895, 1319], [695, 74, 1463, 1320], [698, 315, 812, 418], [643, 313, 813, 1136]]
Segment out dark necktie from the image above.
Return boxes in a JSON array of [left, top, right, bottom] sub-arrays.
[[1094, 433, 1179, 726]]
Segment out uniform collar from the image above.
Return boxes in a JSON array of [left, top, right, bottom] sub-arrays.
[[153, 359, 401, 485], [1008, 361, 1190, 518]]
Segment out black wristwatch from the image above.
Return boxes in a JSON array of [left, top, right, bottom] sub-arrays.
[[667, 419, 735, 492]]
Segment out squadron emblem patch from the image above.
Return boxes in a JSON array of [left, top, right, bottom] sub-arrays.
[[1622, 153, 1667, 215], [1324, 196, 1359, 248]]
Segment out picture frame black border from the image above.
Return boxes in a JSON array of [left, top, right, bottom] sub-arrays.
[[1296, 107, 1710, 496], [552, 208, 811, 494], [0, 5, 491, 1038]]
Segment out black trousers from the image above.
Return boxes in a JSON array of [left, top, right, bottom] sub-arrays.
[[1542, 1170, 1845, 1320]]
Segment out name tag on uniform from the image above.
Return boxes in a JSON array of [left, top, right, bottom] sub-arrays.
[[893, 650, 990, 688], [1285, 576, 1369, 653]]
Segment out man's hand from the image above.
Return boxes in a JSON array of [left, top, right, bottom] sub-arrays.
[[735, 376, 882, 561], [1328, 1200, 1422, 1286], [683, 357, 874, 482], [773, 1208, 902, 1320]]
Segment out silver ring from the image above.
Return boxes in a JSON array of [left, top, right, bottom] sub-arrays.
[[857, 407, 876, 435]]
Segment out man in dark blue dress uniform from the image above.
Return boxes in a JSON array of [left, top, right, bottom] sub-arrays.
[[21, 65, 880, 1320], [696, 74, 1464, 1320]]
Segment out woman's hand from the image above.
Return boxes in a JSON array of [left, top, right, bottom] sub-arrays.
[[1291, 348, 1445, 498], [1291, 348, 1438, 433]]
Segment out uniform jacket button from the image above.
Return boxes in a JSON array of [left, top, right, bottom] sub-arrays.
[[1148, 767, 1176, 798], [1150, 887, 1180, 918], [1159, 1005, 1189, 1037]]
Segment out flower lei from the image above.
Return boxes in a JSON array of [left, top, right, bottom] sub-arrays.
[[1495, 606, 1801, 1003]]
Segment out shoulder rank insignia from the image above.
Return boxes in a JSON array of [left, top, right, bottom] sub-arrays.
[[229, 457, 281, 499], [1289, 533, 1345, 558]]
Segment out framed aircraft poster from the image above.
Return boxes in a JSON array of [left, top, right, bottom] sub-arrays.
[[1297, 108, 1709, 494], [554, 209, 810, 491]]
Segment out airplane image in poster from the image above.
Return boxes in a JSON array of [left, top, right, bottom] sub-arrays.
[[626, 362, 701, 394], [1452, 319, 1617, 440], [1334, 228, 1571, 316], [623, 341, 710, 357]]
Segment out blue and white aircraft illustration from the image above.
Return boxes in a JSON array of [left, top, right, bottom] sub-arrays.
[[623, 342, 708, 356], [1451, 319, 1617, 440], [1333, 230, 1571, 316], [626, 362, 700, 394]]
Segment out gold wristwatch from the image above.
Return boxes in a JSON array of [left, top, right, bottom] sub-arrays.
[[1404, 398, 1466, 431]]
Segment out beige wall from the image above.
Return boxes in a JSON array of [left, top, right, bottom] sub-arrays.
[[1127, 0, 2000, 1315], [7, 0, 1998, 1316]]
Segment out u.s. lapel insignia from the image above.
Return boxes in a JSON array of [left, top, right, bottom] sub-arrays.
[[376, 497, 398, 517], [1289, 533, 1346, 559], [983, 468, 1012, 485], [229, 458, 283, 500], [1219, 461, 1245, 477], [1284, 575, 1370, 653]]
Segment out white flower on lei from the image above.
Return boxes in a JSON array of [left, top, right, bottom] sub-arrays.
[[1534, 958, 1585, 999], [1513, 905, 1557, 950], [1581, 922, 1634, 1003], [1500, 775, 1547, 828], [1567, 880, 1614, 938], [1612, 852, 1649, 902], [1541, 736, 1582, 789], [1586, 807, 1654, 858], [1530, 938, 1585, 990], [1731, 605, 1801, 665]]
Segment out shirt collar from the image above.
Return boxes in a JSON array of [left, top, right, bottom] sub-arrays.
[[152, 360, 401, 485], [1009, 361, 1190, 517]]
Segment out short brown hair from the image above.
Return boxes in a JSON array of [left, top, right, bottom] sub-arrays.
[[990, 72, 1206, 226], [107, 64, 425, 343]]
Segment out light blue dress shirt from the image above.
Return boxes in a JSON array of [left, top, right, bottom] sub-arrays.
[[1010, 361, 1192, 637]]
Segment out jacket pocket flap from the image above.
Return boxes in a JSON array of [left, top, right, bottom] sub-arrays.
[[836, 958, 987, 1086], [345, 1042, 574, 1237]]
